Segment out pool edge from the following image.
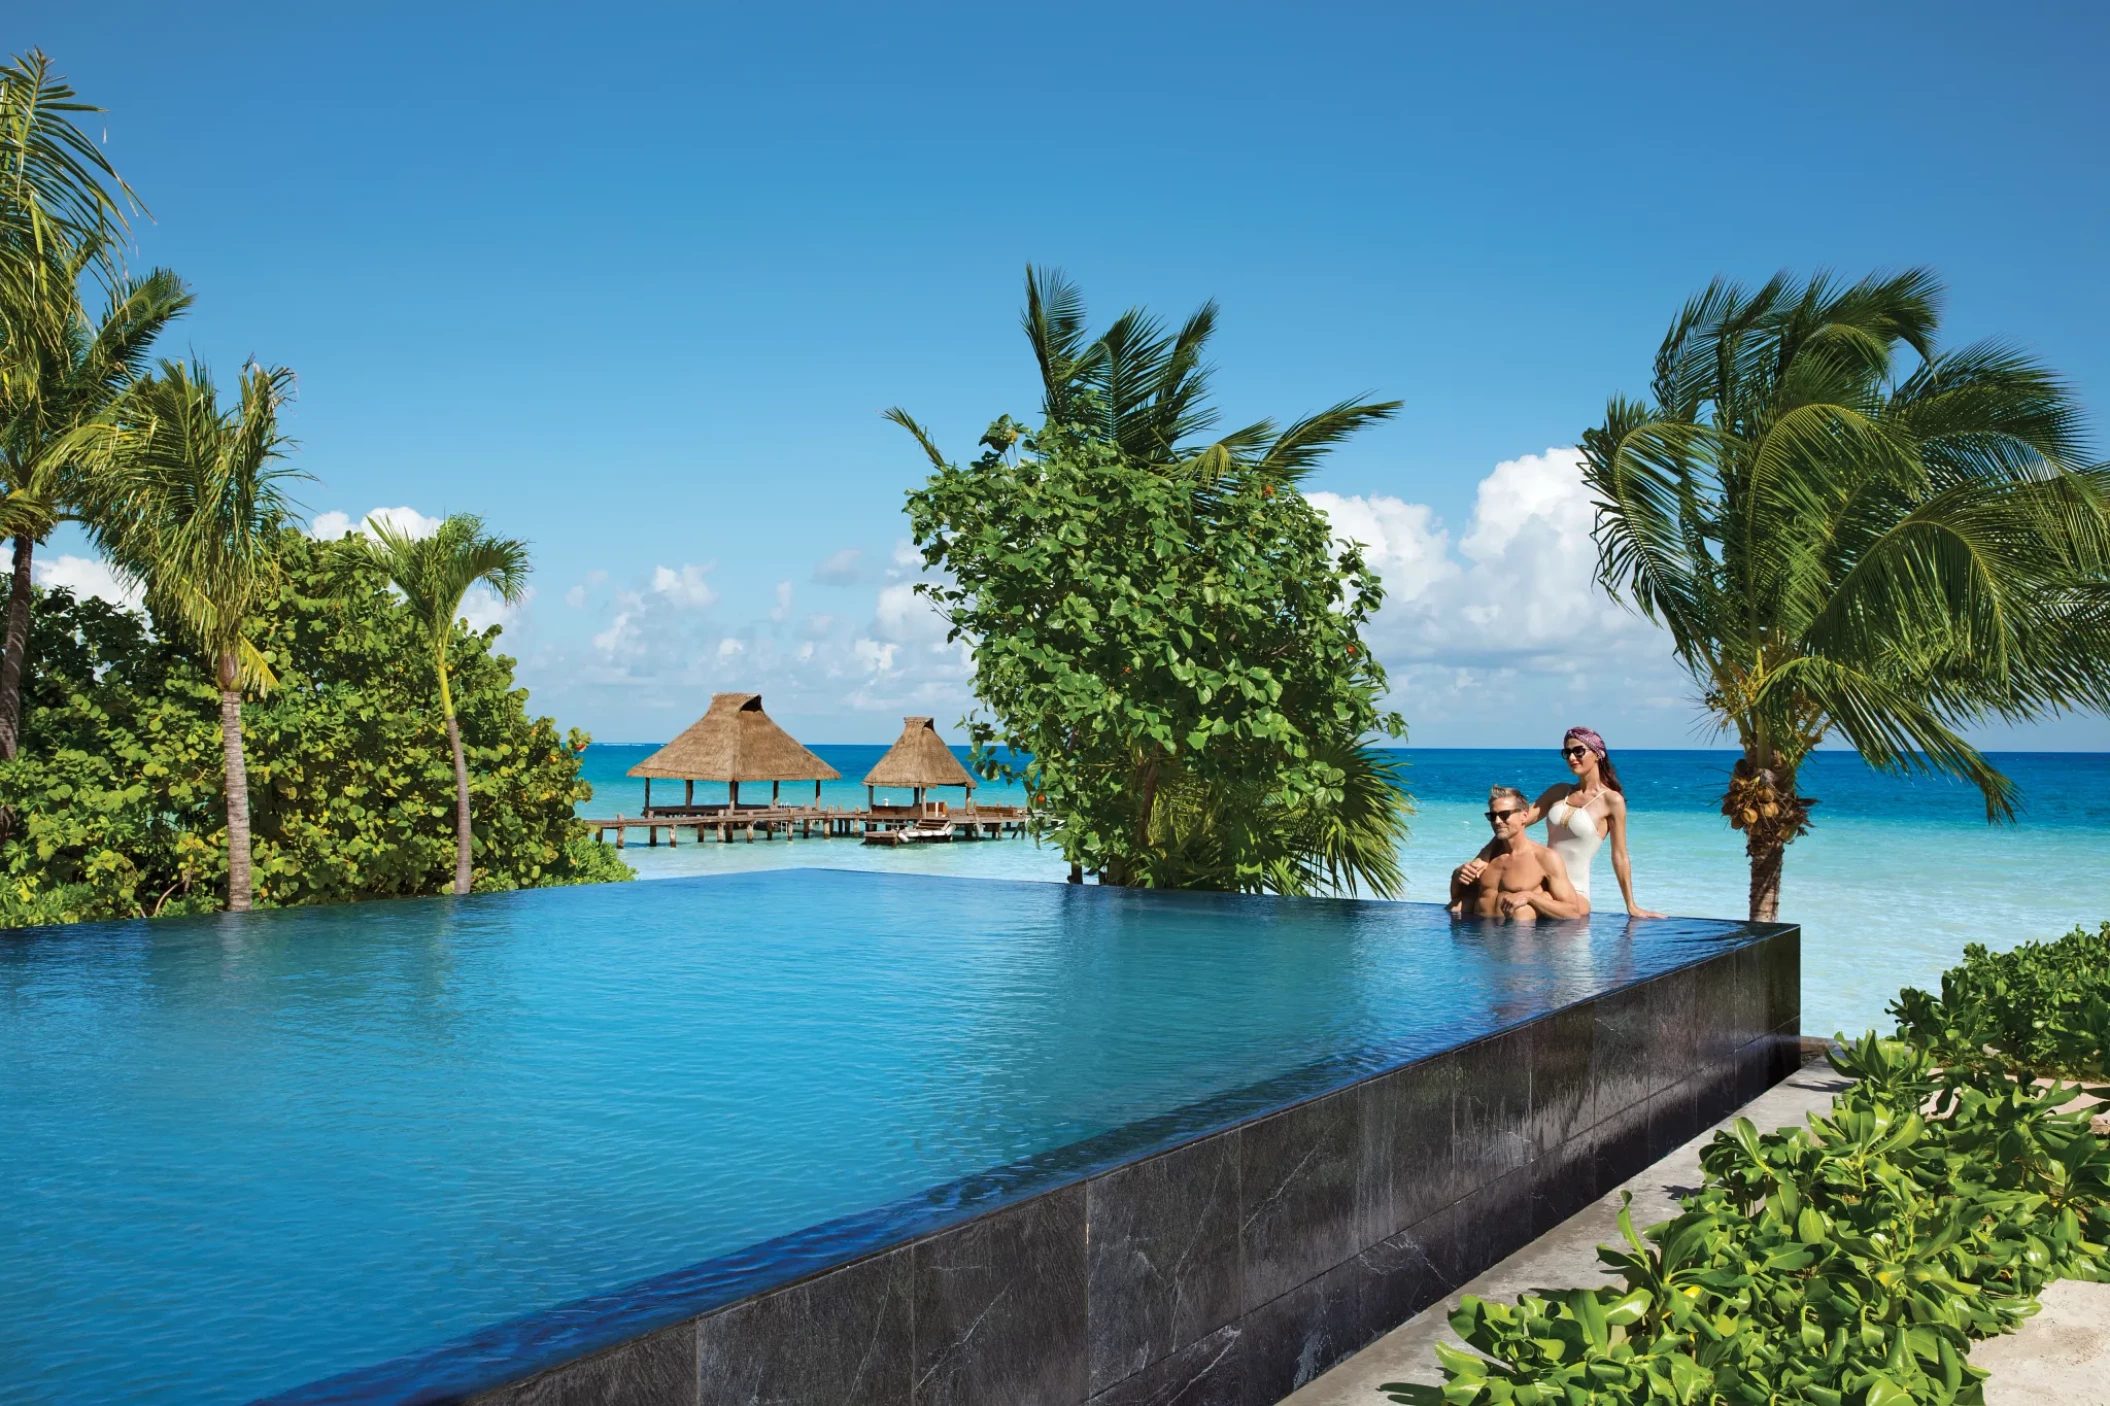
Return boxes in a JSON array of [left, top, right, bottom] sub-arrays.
[[258, 921, 1798, 1406]]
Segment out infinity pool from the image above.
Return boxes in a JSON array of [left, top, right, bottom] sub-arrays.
[[0, 871, 1765, 1403]]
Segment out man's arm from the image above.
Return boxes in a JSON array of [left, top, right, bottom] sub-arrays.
[[1515, 847, 1586, 920], [1449, 861, 1477, 912]]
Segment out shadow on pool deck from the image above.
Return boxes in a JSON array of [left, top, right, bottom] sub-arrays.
[[1281, 1054, 2110, 1406]]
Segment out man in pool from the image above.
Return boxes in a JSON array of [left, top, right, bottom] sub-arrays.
[[1449, 785, 1585, 921]]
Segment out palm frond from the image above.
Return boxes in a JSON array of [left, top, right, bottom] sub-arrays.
[[1758, 655, 2017, 820], [0, 50, 142, 283], [882, 406, 949, 471], [1021, 264, 1089, 424], [1252, 398, 1401, 484]]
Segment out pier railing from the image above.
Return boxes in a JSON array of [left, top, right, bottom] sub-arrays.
[[584, 804, 1030, 848]]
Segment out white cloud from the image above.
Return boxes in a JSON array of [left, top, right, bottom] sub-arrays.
[[717, 637, 745, 658], [33, 554, 142, 610], [461, 584, 533, 633], [1305, 492, 1457, 602], [812, 548, 864, 585], [1308, 447, 1688, 741], [366, 506, 443, 539], [310, 505, 445, 541], [853, 638, 898, 674], [769, 580, 793, 623], [874, 581, 941, 642], [1310, 448, 1656, 665], [802, 612, 836, 638], [593, 589, 646, 658], [564, 570, 608, 609], [650, 563, 718, 610]]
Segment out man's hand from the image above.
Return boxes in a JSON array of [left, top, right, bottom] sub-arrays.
[[1501, 891, 1534, 917], [1456, 858, 1488, 884]]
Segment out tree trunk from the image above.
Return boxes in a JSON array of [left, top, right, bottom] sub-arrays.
[[0, 534, 35, 761], [1725, 746, 1809, 924], [1747, 838, 1784, 923], [446, 712, 472, 895], [219, 674, 253, 913]]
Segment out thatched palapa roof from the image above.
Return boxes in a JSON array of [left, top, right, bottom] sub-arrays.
[[863, 717, 976, 790], [627, 693, 842, 782]]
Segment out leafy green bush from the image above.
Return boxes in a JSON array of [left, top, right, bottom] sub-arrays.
[[0, 532, 630, 925], [1394, 1034, 2110, 1406], [1892, 924, 2110, 1079]]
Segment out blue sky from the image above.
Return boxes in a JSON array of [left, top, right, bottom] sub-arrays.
[[17, 1, 2110, 748]]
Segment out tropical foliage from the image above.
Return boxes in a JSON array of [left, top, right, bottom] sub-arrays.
[[1581, 271, 2110, 920], [356, 513, 531, 895], [1402, 1032, 2110, 1406], [892, 268, 1410, 895], [1894, 922, 2110, 1081], [0, 533, 627, 927]]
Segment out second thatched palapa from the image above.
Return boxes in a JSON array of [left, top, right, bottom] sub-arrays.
[[628, 692, 840, 811], [863, 716, 976, 809]]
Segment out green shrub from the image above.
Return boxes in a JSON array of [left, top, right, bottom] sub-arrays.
[[1394, 1034, 2110, 1406], [1892, 924, 2110, 1080], [0, 533, 631, 925]]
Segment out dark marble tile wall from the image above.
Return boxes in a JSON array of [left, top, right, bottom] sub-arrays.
[[472, 928, 1801, 1406]]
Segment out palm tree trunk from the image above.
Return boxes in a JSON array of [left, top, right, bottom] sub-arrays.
[[445, 712, 472, 895], [218, 672, 253, 912], [0, 534, 35, 761], [1747, 840, 1784, 922]]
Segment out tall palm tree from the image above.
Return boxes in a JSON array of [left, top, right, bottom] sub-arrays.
[[92, 359, 302, 912], [357, 513, 530, 895], [1582, 270, 2110, 920], [0, 239, 189, 757]]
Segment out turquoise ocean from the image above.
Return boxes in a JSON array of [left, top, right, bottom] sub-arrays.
[[576, 746, 2110, 1040]]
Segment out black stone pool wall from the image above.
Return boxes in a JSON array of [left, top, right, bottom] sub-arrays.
[[463, 925, 1798, 1406]]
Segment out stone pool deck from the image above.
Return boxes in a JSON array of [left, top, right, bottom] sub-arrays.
[[1283, 1053, 2110, 1406]]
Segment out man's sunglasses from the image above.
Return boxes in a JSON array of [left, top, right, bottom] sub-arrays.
[[1485, 808, 1525, 823]]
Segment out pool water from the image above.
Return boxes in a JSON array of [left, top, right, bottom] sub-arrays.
[[1, 870, 1764, 1404]]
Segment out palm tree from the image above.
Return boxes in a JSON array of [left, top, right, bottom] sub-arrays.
[[1582, 270, 2110, 921], [0, 239, 189, 757], [888, 266, 1411, 896], [356, 513, 530, 895], [1, 49, 141, 290], [92, 359, 303, 912]]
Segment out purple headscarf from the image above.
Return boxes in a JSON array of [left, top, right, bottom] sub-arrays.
[[1564, 726, 1608, 761]]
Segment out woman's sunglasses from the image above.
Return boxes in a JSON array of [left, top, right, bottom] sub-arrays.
[[1561, 745, 1590, 760]]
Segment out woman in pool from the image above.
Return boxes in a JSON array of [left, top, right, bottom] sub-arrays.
[[1480, 727, 1664, 918]]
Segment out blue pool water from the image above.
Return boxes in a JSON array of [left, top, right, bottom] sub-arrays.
[[1, 871, 1762, 1404], [576, 746, 2110, 1038]]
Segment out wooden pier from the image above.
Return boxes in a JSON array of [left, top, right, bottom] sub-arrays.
[[586, 804, 1029, 848]]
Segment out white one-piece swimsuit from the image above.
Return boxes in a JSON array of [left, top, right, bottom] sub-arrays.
[[1545, 796, 1604, 902]]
